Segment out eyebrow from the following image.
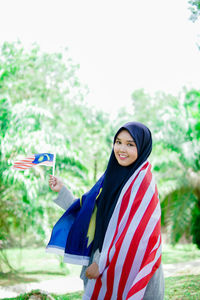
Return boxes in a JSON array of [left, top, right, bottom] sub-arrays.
[[116, 137, 135, 143]]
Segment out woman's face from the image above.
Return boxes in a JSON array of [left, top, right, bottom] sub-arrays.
[[114, 129, 138, 166]]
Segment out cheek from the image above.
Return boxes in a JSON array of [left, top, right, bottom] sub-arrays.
[[129, 148, 138, 160], [113, 145, 118, 157]]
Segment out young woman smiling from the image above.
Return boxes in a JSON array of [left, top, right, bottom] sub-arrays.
[[47, 122, 164, 299]]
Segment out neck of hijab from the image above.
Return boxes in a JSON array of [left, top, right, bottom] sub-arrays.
[[92, 122, 152, 253]]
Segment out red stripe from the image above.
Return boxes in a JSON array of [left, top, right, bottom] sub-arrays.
[[140, 226, 161, 270], [14, 157, 34, 161], [91, 277, 102, 299], [140, 198, 161, 267], [103, 165, 152, 299], [13, 163, 33, 167], [117, 163, 149, 227], [14, 161, 33, 164], [15, 158, 34, 162], [127, 256, 162, 298], [117, 178, 138, 227], [117, 172, 155, 298], [14, 164, 33, 168], [13, 166, 29, 170], [117, 163, 150, 233], [14, 163, 33, 166], [142, 234, 161, 271]]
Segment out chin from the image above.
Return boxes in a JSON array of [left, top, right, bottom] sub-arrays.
[[117, 160, 130, 167]]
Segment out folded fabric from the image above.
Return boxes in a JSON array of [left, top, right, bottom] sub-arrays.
[[46, 174, 104, 265], [83, 161, 162, 299]]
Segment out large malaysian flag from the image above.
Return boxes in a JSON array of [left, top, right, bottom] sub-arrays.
[[83, 162, 162, 299]]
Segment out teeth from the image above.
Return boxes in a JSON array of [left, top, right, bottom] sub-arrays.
[[119, 154, 127, 158]]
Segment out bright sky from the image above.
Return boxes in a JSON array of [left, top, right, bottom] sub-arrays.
[[1, 0, 200, 115]]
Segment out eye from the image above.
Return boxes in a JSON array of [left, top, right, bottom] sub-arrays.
[[115, 140, 121, 144], [127, 143, 136, 147]]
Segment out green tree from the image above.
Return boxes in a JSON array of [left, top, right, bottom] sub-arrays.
[[130, 88, 200, 246], [189, 0, 200, 22], [0, 41, 112, 272]]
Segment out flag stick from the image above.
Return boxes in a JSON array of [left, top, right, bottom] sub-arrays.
[[52, 153, 56, 176]]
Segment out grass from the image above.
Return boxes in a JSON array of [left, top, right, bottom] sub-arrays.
[[0, 247, 81, 286], [1, 244, 200, 299], [1, 290, 83, 300], [53, 291, 83, 300], [2, 275, 200, 300], [164, 274, 200, 300], [162, 243, 200, 264]]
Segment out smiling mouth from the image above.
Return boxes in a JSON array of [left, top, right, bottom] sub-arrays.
[[119, 154, 128, 159]]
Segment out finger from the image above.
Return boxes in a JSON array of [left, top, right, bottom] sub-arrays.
[[49, 179, 56, 189], [49, 180, 54, 186], [85, 271, 90, 278], [49, 175, 56, 182], [50, 177, 57, 184]]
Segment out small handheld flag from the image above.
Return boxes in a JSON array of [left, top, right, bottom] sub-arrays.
[[13, 153, 55, 171]]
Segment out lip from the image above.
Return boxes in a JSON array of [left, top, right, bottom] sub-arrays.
[[118, 154, 128, 160]]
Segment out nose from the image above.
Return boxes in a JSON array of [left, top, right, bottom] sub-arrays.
[[119, 143, 126, 151]]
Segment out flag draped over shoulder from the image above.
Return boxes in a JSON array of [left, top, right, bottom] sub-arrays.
[[46, 161, 161, 299], [46, 175, 104, 266], [13, 153, 54, 170], [83, 162, 162, 300]]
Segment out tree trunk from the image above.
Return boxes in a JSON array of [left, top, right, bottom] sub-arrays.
[[94, 158, 97, 183]]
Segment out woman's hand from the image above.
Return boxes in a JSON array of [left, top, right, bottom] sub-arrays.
[[85, 262, 100, 279], [49, 175, 64, 193]]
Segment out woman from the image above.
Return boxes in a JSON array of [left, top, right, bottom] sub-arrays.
[[47, 122, 164, 299]]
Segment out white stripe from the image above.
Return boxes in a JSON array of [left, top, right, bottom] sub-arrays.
[[46, 246, 64, 256], [46, 246, 90, 265], [14, 161, 33, 164], [97, 270, 108, 299], [64, 253, 89, 265], [123, 201, 161, 298], [150, 234, 161, 254], [132, 243, 162, 286], [14, 161, 34, 165], [111, 176, 155, 299], [99, 161, 149, 274], [15, 156, 34, 160], [82, 294, 90, 300], [83, 279, 96, 300], [39, 161, 54, 166], [128, 287, 146, 300], [127, 246, 162, 300]]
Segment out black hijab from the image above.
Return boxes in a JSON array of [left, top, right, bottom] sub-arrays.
[[92, 122, 152, 253]]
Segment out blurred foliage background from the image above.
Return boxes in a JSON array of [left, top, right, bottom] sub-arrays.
[[0, 0, 200, 274]]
